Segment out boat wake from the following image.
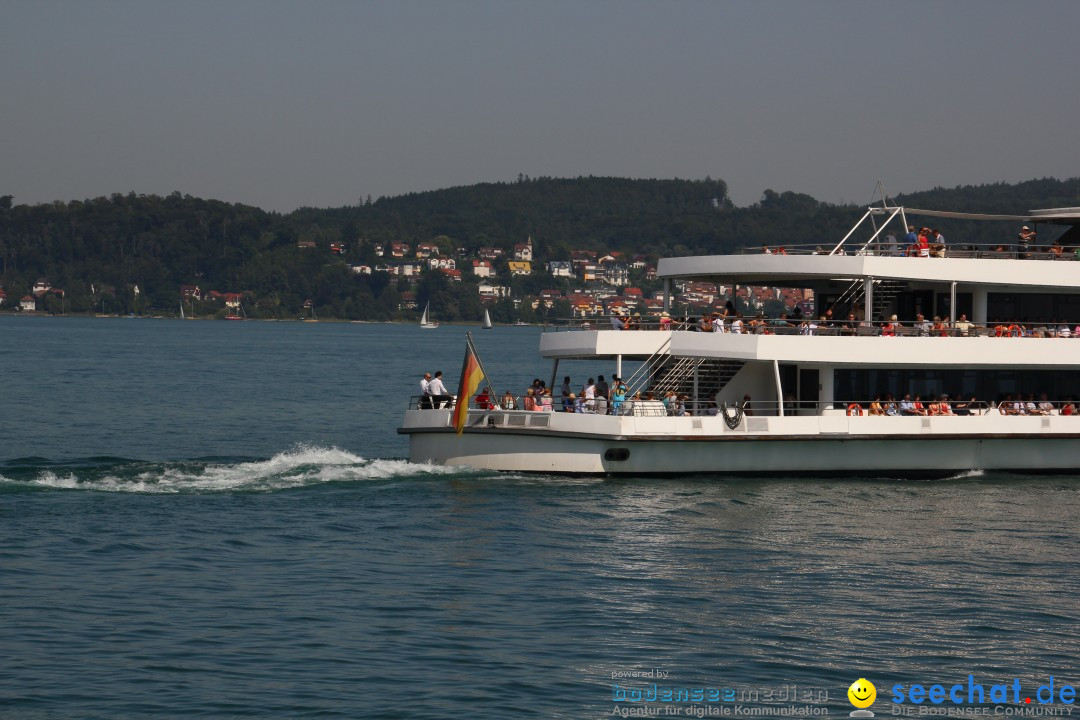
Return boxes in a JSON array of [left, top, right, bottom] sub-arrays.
[[0, 446, 458, 494]]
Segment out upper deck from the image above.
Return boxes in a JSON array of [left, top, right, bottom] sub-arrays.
[[657, 253, 1080, 291], [658, 203, 1080, 290]]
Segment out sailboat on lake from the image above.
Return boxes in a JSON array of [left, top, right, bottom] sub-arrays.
[[481, 308, 493, 330], [420, 302, 439, 329]]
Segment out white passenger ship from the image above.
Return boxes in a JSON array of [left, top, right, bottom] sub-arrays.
[[400, 203, 1080, 475]]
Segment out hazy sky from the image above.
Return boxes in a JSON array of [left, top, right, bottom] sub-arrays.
[[3, 0, 1079, 212]]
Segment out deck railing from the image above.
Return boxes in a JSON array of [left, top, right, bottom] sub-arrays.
[[408, 396, 1080, 419], [542, 316, 1080, 338]]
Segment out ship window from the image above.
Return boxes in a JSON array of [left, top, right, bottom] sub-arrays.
[[604, 448, 630, 462]]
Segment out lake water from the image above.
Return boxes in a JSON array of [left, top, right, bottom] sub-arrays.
[[1, 316, 1078, 719]]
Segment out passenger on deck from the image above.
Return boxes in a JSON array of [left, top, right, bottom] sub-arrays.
[[611, 378, 627, 415], [560, 376, 573, 411], [881, 315, 899, 337], [912, 395, 927, 415], [741, 394, 754, 416], [428, 371, 452, 409], [503, 390, 516, 410], [475, 386, 495, 410], [659, 311, 672, 330], [540, 388, 553, 412], [420, 372, 433, 409], [1058, 323, 1072, 338], [712, 311, 726, 333], [523, 388, 536, 411], [905, 225, 918, 251], [1061, 398, 1077, 416], [899, 393, 916, 415], [932, 316, 949, 336], [840, 313, 858, 336], [884, 393, 900, 416], [954, 314, 975, 337], [952, 395, 975, 416], [610, 314, 623, 330], [595, 376, 609, 413], [869, 395, 885, 415], [914, 314, 931, 337], [584, 378, 597, 413], [730, 313, 744, 335], [917, 229, 931, 258], [938, 395, 954, 415], [1018, 225, 1036, 256], [1037, 393, 1055, 415]]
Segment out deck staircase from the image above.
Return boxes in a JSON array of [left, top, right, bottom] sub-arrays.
[[649, 358, 746, 406], [832, 278, 907, 321]]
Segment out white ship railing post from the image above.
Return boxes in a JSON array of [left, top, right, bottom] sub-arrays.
[[950, 282, 957, 325], [773, 360, 784, 417], [973, 289, 988, 325]]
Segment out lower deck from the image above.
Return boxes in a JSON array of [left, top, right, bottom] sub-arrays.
[[399, 408, 1080, 474]]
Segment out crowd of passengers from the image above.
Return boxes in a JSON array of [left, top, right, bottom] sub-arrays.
[[480, 376, 696, 417], [660, 305, 1080, 338], [851, 393, 1079, 417], [763, 223, 1077, 259]]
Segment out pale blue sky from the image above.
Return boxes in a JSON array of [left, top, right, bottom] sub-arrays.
[[3, 0, 1079, 211]]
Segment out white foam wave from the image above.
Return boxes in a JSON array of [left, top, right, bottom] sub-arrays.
[[13, 446, 458, 494], [947, 468, 986, 480]]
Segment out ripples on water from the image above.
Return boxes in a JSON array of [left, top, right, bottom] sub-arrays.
[[1, 318, 1078, 718]]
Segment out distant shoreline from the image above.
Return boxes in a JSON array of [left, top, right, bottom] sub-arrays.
[[0, 312, 537, 327]]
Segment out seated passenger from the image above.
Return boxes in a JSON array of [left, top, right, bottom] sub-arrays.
[[1061, 399, 1077, 416], [503, 391, 516, 410], [869, 395, 885, 415], [883, 393, 900, 416], [932, 316, 949, 336], [899, 394, 916, 415], [523, 388, 536, 411], [938, 395, 954, 415], [1036, 393, 1055, 415], [914, 314, 931, 337], [912, 395, 927, 415], [659, 311, 672, 330], [881, 315, 898, 337], [952, 395, 976, 416]]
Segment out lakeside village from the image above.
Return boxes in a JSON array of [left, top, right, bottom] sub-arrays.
[[0, 237, 812, 321]]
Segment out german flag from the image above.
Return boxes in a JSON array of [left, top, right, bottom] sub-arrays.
[[453, 337, 486, 435]]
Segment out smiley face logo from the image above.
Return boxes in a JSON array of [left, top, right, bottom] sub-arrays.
[[848, 678, 876, 709]]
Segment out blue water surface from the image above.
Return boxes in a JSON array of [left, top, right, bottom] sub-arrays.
[[1, 316, 1077, 719]]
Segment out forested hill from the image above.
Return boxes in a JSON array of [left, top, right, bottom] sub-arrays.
[[0, 176, 1077, 319]]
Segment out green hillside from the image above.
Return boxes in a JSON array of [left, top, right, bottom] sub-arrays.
[[1, 176, 1077, 320]]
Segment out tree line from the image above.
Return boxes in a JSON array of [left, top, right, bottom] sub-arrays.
[[0, 176, 1077, 320]]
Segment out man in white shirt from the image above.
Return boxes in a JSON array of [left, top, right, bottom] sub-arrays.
[[954, 314, 975, 337], [420, 372, 432, 408], [583, 378, 597, 413], [427, 371, 451, 409]]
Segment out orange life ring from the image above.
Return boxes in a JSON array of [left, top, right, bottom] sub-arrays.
[[847, 403, 863, 416]]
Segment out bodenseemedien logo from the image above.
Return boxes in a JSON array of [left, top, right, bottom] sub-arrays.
[[848, 678, 877, 717]]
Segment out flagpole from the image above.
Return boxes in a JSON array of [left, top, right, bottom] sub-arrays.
[[465, 332, 497, 396]]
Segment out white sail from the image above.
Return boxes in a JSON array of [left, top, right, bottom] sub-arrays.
[[420, 301, 439, 329], [482, 308, 492, 329], [180, 303, 185, 319]]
